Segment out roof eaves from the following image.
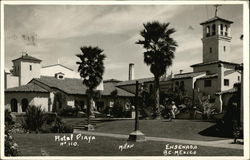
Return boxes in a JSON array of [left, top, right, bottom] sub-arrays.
[[42, 64, 74, 71], [191, 61, 240, 67], [200, 16, 234, 25], [197, 74, 218, 80]]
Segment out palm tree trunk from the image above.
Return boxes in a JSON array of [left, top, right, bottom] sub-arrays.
[[87, 91, 95, 124], [153, 76, 161, 119], [87, 96, 91, 125], [89, 96, 95, 118]]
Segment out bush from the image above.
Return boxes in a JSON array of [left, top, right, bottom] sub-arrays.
[[5, 109, 16, 126], [22, 105, 46, 133], [111, 106, 124, 118], [9, 122, 26, 134], [44, 112, 57, 125], [5, 109, 19, 156], [5, 130, 19, 156], [50, 116, 73, 133], [58, 106, 79, 117]]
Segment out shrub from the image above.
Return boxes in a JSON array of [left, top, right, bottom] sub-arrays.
[[22, 105, 46, 133], [111, 106, 124, 118], [5, 109, 15, 126], [50, 116, 73, 133], [111, 101, 127, 118], [44, 112, 57, 125], [58, 106, 79, 117], [5, 129, 19, 156], [5, 109, 19, 156]]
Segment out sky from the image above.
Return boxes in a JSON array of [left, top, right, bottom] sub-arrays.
[[4, 4, 243, 81]]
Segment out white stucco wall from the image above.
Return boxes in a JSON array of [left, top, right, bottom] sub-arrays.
[[193, 63, 236, 74], [41, 65, 80, 79], [20, 61, 41, 85], [223, 72, 241, 91], [32, 97, 49, 111], [5, 73, 19, 89], [195, 77, 218, 96], [66, 95, 75, 107], [5, 92, 49, 113]]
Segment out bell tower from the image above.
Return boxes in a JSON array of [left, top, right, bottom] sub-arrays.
[[12, 53, 42, 86], [200, 5, 233, 63]]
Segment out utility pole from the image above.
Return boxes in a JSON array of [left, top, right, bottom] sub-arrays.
[[128, 81, 146, 142], [134, 81, 139, 131]]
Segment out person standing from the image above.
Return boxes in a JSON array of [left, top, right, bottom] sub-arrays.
[[171, 101, 177, 119]]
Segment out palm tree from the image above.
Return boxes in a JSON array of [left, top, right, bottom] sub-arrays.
[[136, 21, 178, 119], [76, 46, 106, 129]]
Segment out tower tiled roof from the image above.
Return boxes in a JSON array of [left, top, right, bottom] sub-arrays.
[[200, 16, 233, 25], [12, 54, 42, 63], [190, 60, 240, 67]]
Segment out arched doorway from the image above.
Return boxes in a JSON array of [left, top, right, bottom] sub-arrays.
[[21, 98, 29, 112], [10, 99, 18, 112]]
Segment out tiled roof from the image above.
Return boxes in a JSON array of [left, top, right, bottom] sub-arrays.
[[116, 77, 155, 86], [116, 72, 206, 86], [33, 76, 87, 95], [216, 88, 237, 95], [191, 60, 239, 67], [200, 16, 233, 25], [12, 54, 42, 63], [101, 82, 134, 97], [5, 83, 49, 93], [103, 79, 122, 83], [172, 72, 206, 80], [42, 64, 74, 71], [224, 70, 235, 76], [33, 76, 133, 97], [197, 74, 218, 80]]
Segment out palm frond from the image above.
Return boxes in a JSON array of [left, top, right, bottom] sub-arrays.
[[137, 21, 178, 77]]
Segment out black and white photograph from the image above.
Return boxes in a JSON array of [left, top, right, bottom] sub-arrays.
[[1, 0, 249, 159]]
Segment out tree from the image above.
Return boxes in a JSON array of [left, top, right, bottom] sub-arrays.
[[76, 46, 106, 128], [136, 21, 178, 119]]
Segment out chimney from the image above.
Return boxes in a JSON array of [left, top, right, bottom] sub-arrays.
[[179, 70, 183, 74], [128, 63, 134, 80]]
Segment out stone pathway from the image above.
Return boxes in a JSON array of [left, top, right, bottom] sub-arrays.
[[74, 129, 243, 150]]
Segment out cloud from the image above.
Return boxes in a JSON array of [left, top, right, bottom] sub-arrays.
[[4, 4, 244, 80]]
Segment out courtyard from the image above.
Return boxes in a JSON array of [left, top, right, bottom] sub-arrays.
[[12, 119, 243, 156]]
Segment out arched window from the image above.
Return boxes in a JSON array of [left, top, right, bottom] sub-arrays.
[[206, 26, 210, 37], [10, 99, 18, 112], [225, 25, 228, 36], [21, 98, 29, 112], [212, 24, 216, 35], [180, 81, 185, 92], [220, 24, 224, 35]]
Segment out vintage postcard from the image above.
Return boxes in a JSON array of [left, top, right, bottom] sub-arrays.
[[1, 0, 249, 159]]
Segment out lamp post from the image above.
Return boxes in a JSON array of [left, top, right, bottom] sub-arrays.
[[128, 81, 146, 142]]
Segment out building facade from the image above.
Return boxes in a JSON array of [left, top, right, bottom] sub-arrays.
[[117, 14, 242, 113], [5, 55, 134, 114]]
